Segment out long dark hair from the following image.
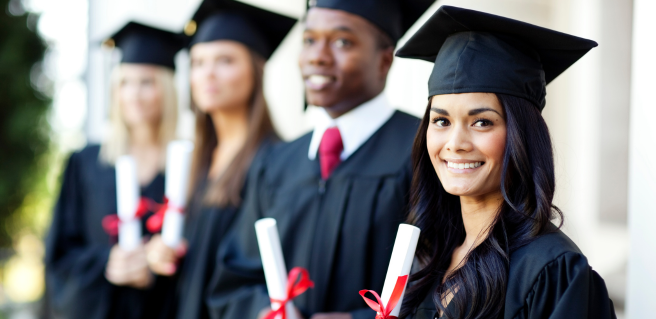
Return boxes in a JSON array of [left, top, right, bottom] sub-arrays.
[[400, 93, 563, 318], [189, 49, 277, 208]]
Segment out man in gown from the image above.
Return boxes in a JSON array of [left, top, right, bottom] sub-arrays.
[[206, 1, 435, 318]]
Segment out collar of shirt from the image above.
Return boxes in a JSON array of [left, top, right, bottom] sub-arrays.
[[308, 93, 395, 161]]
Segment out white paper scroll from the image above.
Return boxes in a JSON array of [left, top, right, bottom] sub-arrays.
[[380, 224, 421, 317], [161, 140, 194, 247], [115, 155, 141, 251], [255, 218, 299, 319]]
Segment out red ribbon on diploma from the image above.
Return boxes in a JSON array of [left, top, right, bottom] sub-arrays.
[[143, 197, 184, 233], [264, 267, 315, 319], [359, 275, 409, 319], [102, 197, 183, 236]]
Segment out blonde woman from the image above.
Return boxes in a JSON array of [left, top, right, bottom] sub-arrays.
[[45, 22, 183, 319]]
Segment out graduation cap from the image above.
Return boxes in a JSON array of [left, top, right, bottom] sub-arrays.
[[185, 0, 297, 59], [104, 22, 184, 70], [395, 6, 598, 110], [309, 0, 435, 42]]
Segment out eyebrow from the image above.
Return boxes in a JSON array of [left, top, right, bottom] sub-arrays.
[[304, 26, 356, 34], [430, 107, 449, 115], [430, 107, 502, 116], [468, 107, 501, 116]]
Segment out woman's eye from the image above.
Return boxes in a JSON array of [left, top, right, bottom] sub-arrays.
[[303, 37, 315, 46], [334, 38, 351, 48], [218, 56, 233, 64], [473, 119, 493, 127], [431, 117, 450, 127]]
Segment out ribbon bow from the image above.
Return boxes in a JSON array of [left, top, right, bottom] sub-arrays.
[[359, 275, 408, 319], [102, 197, 182, 236], [264, 267, 315, 319]]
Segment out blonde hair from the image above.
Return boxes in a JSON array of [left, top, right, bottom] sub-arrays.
[[100, 64, 179, 167]]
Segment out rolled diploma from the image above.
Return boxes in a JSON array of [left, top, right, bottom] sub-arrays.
[[116, 155, 141, 251], [380, 224, 421, 317], [255, 218, 299, 319], [161, 140, 194, 247]]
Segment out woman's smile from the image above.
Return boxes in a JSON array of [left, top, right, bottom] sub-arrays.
[[444, 159, 485, 173]]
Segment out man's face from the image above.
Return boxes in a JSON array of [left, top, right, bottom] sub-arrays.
[[299, 7, 393, 118]]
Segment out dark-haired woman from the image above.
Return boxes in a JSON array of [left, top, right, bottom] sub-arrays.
[[394, 6, 616, 319], [142, 2, 296, 319]]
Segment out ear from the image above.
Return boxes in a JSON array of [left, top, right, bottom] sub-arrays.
[[378, 47, 394, 80]]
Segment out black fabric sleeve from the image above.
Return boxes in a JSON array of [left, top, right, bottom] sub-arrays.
[[517, 252, 616, 319], [44, 152, 114, 319]]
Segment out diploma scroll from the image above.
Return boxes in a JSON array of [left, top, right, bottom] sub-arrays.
[[255, 218, 299, 319], [380, 224, 421, 317], [115, 155, 141, 251], [161, 140, 194, 248]]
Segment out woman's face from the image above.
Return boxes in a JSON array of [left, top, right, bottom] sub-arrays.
[[189, 40, 254, 113], [427, 93, 507, 197], [118, 64, 163, 127]]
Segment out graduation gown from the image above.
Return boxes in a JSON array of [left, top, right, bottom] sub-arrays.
[[174, 139, 277, 319], [45, 145, 176, 319], [206, 111, 419, 319], [173, 198, 240, 319], [409, 226, 617, 319]]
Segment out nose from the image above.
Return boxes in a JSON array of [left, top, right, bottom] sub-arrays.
[[444, 124, 473, 153], [304, 39, 333, 67]]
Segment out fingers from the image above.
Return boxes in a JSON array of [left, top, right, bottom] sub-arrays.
[[145, 234, 181, 276], [105, 244, 154, 289]]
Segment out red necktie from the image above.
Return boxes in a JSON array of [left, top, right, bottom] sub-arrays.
[[319, 127, 343, 179]]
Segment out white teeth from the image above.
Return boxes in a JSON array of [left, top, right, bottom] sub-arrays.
[[446, 161, 483, 169], [308, 75, 332, 85]]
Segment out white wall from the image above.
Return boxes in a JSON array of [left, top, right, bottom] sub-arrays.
[[626, 0, 656, 317]]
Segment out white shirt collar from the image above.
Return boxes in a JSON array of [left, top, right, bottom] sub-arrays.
[[308, 93, 395, 160]]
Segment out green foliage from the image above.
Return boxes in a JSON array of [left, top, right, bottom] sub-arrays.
[[0, 0, 52, 248]]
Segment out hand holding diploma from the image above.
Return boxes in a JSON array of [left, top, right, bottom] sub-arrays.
[[359, 224, 420, 318], [105, 243, 154, 289]]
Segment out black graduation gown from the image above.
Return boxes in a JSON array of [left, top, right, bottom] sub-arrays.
[[409, 227, 617, 319], [45, 145, 176, 319], [206, 111, 420, 319], [174, 199, 240, 319], [174, 139, 277, 319]]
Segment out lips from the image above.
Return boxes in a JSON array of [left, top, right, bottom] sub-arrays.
[[305, 74, 335, 90]]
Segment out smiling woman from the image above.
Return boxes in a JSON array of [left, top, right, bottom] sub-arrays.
[[395, 6, 616, 319]]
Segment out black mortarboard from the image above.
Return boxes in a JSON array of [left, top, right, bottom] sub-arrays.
[[395, 6, 598, 110], [310, 0, 435, 42], [106, 22, 184, 70], [186, 0, 297, 59]]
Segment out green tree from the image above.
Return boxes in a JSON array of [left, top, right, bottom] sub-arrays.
[[0, 0, 51, 248]]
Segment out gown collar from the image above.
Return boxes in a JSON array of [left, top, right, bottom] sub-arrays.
[[308, 92, 395, 161]]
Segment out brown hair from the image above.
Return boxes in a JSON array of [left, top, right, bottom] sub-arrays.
[[188, 49, 277, 208]]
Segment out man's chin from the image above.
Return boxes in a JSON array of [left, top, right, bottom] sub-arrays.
[[305, 93, 338, 109]]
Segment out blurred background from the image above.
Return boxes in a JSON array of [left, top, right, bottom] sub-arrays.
[[1, 0, 654, 318]]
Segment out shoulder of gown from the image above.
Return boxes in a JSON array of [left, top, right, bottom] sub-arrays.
[[263, 110, 420, 180], [505, 225, 617, 319]]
